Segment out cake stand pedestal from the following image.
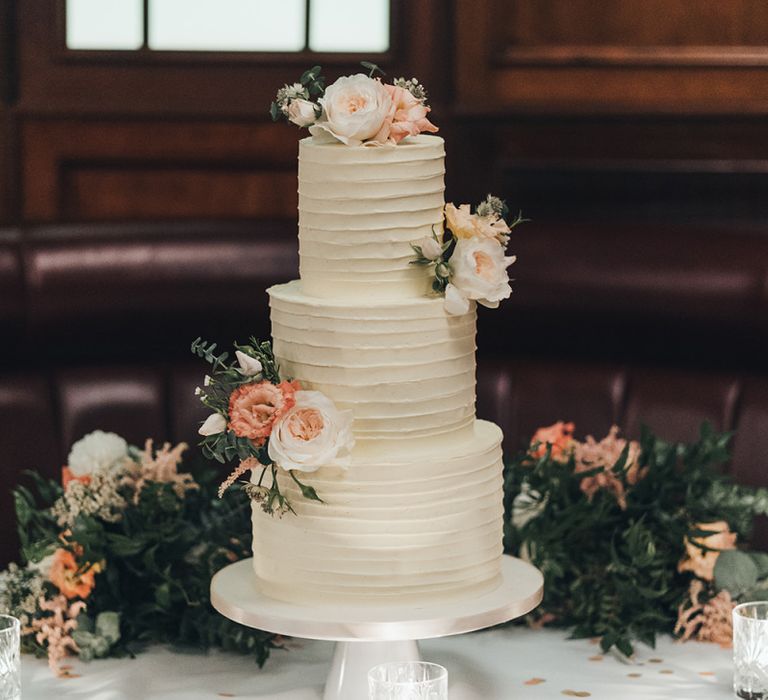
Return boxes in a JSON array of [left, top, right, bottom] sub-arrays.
[[211, 556, 543, 700]]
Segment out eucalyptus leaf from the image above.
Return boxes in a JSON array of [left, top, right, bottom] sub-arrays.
[[714, 550, 759, 596]]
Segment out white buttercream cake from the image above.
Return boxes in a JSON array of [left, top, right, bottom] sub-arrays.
[[251, 134, 505, 605]]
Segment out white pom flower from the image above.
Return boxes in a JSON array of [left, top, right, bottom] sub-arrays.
[[449, 237, 515, 310], [67, 430, 129, 478], [235, 350, 263, 377], [309, 74, 394, 147], [199, 413, 227, 436], [268, 390, 354, 473]]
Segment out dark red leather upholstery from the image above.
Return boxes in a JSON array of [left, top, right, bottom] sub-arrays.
[[1, 220, 767, 566]]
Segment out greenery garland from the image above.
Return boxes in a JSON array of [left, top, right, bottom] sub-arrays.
[[504, 421, 768, 655]]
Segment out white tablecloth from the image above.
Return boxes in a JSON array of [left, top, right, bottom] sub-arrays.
[[21, 627, 734, 699]]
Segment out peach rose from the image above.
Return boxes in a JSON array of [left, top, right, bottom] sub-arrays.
[[384, 84, 438, 144], [228, 380, 299, 446], [49, 548, 100, 600], [678, 521, 737, 581], [530, 422, 576, 462], [445, 203, 512, 243]]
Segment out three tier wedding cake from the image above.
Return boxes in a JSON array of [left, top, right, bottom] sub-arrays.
[[194, 64, 523, 607]]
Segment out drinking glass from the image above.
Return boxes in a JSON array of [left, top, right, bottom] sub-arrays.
[[733, 601, 768, 699], [368, 661, 448, 700], [0, 615, 21, 700]]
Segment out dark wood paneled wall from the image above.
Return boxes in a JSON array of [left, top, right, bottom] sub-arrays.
[[2, 0, 768, 225]]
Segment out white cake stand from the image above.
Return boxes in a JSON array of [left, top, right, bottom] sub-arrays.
[[211, 556, 543, 700]]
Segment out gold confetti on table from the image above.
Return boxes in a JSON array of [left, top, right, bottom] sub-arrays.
[[660, 670, 674, 674], [588, 655, 603, 661], [562, 691, 591, 697], [218, 694, 236, 698], [627, 673, 642, 678], [524, 677, 546, 685], [648, 658, 663, 663], [700, 671, 715, 676]]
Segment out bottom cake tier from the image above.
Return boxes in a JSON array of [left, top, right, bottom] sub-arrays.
[[251, 419, 504, 605]]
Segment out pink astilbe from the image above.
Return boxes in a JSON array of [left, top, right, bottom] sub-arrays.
[[28, 594, 86, 675], [218, 456, 260, 499], [123, 439, 198, 503], [573, 426, 645, 509], [675, 579, 735, 647]]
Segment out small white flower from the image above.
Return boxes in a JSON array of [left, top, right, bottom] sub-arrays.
[[194, 386, 202, 396], [235, 350, 263, 377], [444, 283, 470, 316], [416, 236, 442, 260], [203, 375, 212, 386], [287, 98, 318, 127], [511, 483, 547, 530], [68, 430, 129, 478], [268, 390, 354, 473], [199, 413, 227, 436]]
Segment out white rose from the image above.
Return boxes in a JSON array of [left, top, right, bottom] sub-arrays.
[[416, 236, 442, 261], [199, 413, 227, 436], [309, 74, 394, 147], [449, 237, 516, 310], [287, 98, 318, 127], [67, 430, 129, 478], [235, 350, 263, 377], [268, 390, 354, 472]]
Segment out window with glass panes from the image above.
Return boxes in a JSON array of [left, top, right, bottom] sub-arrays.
[[65, 0, 390, 53]]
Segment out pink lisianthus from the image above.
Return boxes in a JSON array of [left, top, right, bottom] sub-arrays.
[[228, 380, 300, 446], [384, 84, 439, 144]]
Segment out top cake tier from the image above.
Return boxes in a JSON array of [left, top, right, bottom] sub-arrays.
[[298, 134, 445, 300]]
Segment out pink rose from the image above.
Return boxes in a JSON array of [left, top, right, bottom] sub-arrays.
[[384, 84, 439, 144], [228, 380, 299, 446]]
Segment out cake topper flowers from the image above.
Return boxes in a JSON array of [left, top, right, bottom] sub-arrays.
[[270, 62, 438, 147], [411, 195, 527, 315], [192, 337, 354, 516]]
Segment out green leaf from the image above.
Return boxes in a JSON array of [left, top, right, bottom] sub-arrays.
[[714, 550, 759, 596], [269, 101, 280, 121]]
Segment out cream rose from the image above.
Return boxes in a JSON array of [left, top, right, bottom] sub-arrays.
[[415, 235, 442, 260], [199, 413, 227, 436], [286, 98, 318, 128], [446, 237, 516, 314], [268, 390, 354, 472], [309, 74, 394, 147]]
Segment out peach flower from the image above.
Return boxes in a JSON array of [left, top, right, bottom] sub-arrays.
[[678, 521, 737, 581], [384, 84, 438, 144], [61, 466, 90, 489], [530, 421, 576, 462], [573, 426, 644, 510], [49, 548, 100, 600], [228, 380, 299, 446]]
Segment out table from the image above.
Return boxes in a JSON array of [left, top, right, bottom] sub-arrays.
[[22, 627, 734, 699]]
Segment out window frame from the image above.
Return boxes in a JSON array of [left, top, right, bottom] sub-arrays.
[[54, 0, 398, 65]]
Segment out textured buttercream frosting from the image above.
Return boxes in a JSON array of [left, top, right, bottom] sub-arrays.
[[269, 280, 476, 448], [298, 134, 445, 300], [252, 420, 504, 604]]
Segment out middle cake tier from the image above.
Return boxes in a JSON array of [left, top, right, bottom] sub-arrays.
[[269, 280, 476, 448]]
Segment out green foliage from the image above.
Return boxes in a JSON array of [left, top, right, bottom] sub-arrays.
[[12, 466, 279, 665], [505, 422, 768, 655], [360, 61, 385, 78]]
